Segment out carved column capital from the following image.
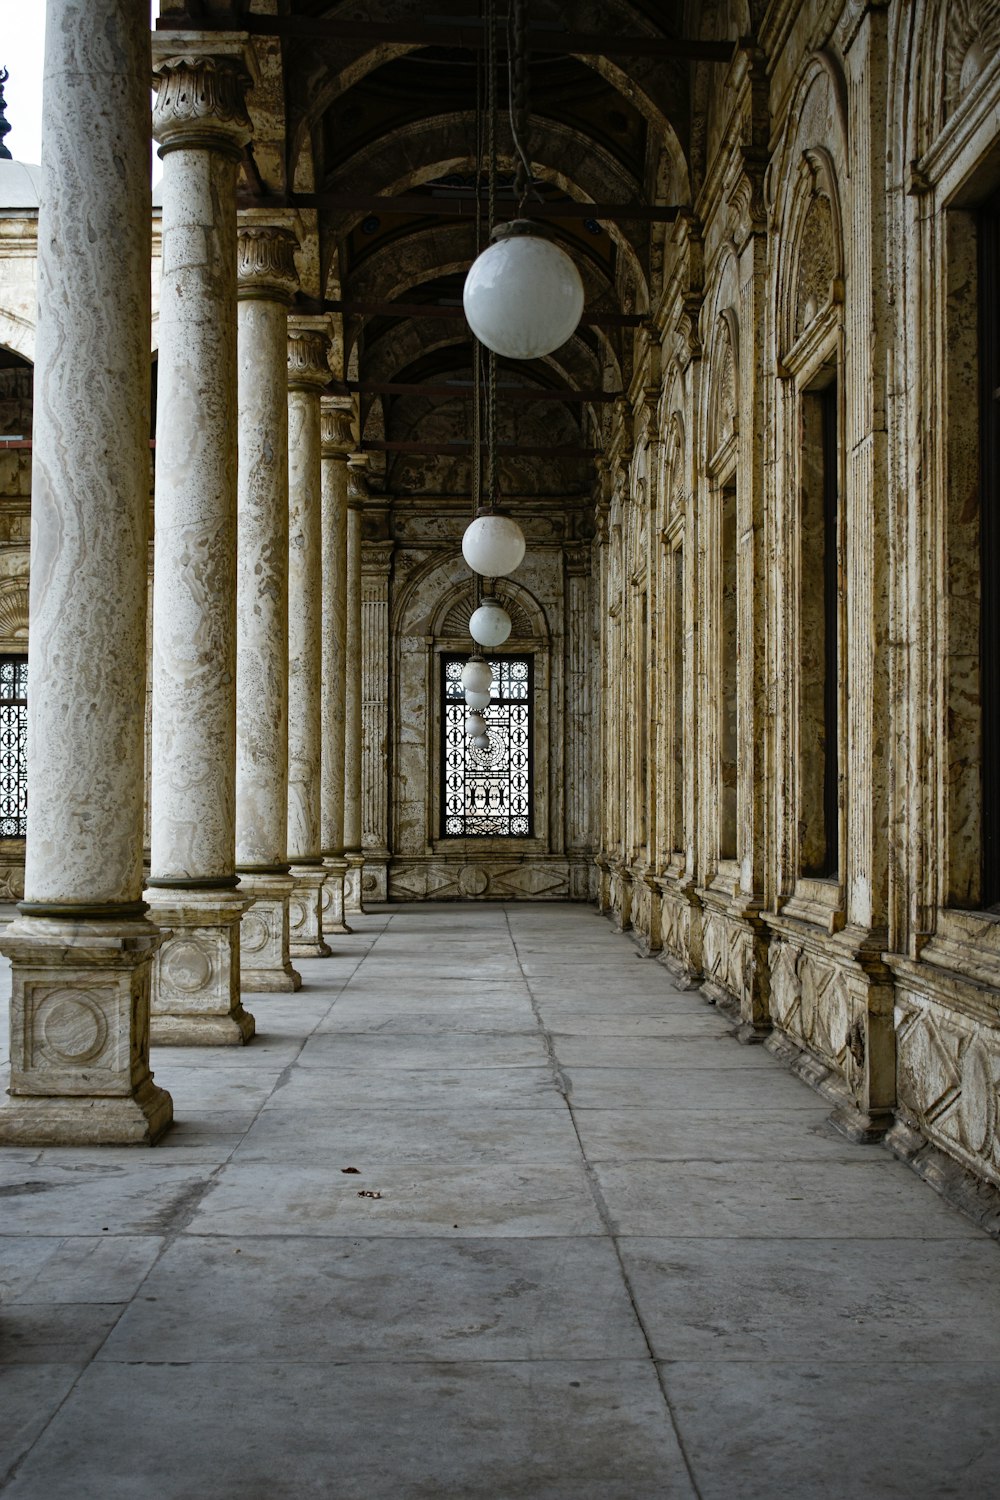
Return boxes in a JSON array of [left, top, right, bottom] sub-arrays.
[[320, 398, 355, 459], [152, 54, 253, 160], [287, 319, 331, 392], [237, 225, 299, 305], [346, 452, 370, 510]]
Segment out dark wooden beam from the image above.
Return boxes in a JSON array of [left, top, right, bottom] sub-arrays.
[[289, 191, 677, 224], [313, 297, 645, 330], [362, 440, 599, 457], [351, 379, 620, 403], [156, 15, 736, 63]]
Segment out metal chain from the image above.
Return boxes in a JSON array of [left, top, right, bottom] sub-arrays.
[[509, 0, 532, 213], [487, 0, 497, 231]]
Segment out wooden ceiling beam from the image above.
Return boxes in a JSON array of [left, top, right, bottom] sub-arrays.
[[279, 191, 678, 224], [350, 379, 620, 403], [156, 15, 736, 64], [312, 297, 645, 330]]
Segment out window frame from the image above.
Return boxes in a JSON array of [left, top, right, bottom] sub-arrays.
[[438, 651, 536, 840]]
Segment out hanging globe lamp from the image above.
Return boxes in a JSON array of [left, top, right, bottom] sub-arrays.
[[463, 220, 585, 360], [460, 656, 494, 695], [470, 596, 512, 649], [462, 512, 525, 578]]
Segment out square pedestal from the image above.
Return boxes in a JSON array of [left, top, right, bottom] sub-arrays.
[[289, 867, 331, 958], [343, 853, 365, 916], [321, 856, 351, 937], [238, 873, 302, 993], [0, 915, 173, 1145], [145, 887, 255, 1045]]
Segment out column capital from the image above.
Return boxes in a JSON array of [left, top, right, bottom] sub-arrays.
[[152, 52, 253, 160], [238, 225, 299, 305], [346, 451, 370, 510], [320, 399, 355, 458], [287, 318, 331, 392]]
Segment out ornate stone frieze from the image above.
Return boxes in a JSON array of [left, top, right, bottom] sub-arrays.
[[152, 55, 253, 158], [237, 225, 299, 305], [287, 324, 331, 391]]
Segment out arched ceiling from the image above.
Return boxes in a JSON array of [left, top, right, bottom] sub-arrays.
[[158, 0, 734, 501]]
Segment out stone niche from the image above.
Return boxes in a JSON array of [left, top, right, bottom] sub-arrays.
[[386, 522, 592, 901]]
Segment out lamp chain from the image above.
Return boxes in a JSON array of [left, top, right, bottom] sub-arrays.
[[510, 0, 532, 214]]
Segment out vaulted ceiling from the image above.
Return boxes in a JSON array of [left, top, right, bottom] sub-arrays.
[[158, 1, 741, 500]]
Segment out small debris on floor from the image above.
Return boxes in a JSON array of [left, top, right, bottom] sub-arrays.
[[358, 1189, 382, 1199], [340, 1167, 360, 1174]]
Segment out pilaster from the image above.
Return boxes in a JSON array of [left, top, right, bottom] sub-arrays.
[[319, 399, 354, 936], [343, 455, 367, 914]]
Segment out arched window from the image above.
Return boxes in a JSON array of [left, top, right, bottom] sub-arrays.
[[441, 654, 533, 837]]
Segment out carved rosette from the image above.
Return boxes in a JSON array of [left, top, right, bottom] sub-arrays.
[[152, 55, 253, 159], [287, 326, 331, 392], [237, 226, 299, 306], [320, 399, 355, 459]]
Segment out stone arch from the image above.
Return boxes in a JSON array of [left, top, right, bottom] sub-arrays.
[[0, 311, 34, 364], [431, 577, 548, 644], [705, 306, 739, 471], [0, 576, 29, 649]]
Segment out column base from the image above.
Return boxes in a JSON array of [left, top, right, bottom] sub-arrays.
[[288, 865, 331, 958], [0, 914, 173, 1146], [360, 851, 389, 904], [827, 1102, 893, 1144], [144, 886, 256, 1046], [238, 872, 302, 992], [343, 851, 366, 916], [321, 855, 352, 936]]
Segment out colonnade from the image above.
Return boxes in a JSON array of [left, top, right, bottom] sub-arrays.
[[0, 4, 365, 1143]]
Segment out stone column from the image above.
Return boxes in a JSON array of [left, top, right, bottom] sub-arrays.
[[235, 224, 302, 992], [361, 540, 394, 901], [145, 49, 254, 1045], [0, 0, 172, 1143], [286, 320, 331, 956], [343, 456, 367, 914], [319, 399, 354, 936]]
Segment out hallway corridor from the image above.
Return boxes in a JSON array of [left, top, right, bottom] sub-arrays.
[[1, 902, 998, 1498]]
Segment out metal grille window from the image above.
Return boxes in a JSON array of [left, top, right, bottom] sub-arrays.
[[442, 654, 533, 836], [0, 656, 27, 837]]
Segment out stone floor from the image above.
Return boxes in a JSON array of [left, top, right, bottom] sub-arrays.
[[0, 901, 998, 1499]]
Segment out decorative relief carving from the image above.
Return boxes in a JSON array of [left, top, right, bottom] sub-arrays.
[[32, 987, 109, 1068], [389, 860, 570, 901], [896, 996, 1000, 1182], [944, 0, 1000, 117], [795, 192, 836, 337], [152, 56, 253, 156], [707, 316, 738, 465], [241, 908, 271, 955], [237, 226, 299, 305], [160, 937, 214, 995], [0, 577, 28, 643]]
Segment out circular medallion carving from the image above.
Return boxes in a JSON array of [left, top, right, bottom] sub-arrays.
[[362, 874, 378, 893], [241, 910, 269, 954], [288, 900, 305, 930], [959, 1040, 997, 1158], [37, 989, 108, 1065], [459, 866, 489, 897], [161, 938, 214, 994]]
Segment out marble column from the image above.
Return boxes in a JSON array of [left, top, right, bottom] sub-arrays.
[[286, 320, 331, 956], [319, 399, 354, 936], [361, 541, 393, 901], [343, 456, 367, 914], [0, 0, 172, 1143], [145, 49, 254, 1045], [235, 224, 302, 992]]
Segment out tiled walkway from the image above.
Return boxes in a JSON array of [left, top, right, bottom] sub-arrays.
[[1, 902, 998, 1498]]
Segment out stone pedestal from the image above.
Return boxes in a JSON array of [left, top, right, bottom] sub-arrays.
[[0, 917, 172, 1145], [344, 853, 366, 917], [146, 888, 254, 1045], [239, 872, 302, 992], [289, 866, 331, 958], [321, 856, 351, 936]]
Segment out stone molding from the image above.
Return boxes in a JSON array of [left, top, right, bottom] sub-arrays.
[[237, 225, 299, 305], [152, 55, 253, 159]]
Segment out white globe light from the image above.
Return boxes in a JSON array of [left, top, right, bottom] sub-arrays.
[[462, 514, 526, 578], [470, 598, 512, 649], [465, 710, 488, 738], [472, 733, 491, 752], [460, 657, 494, 694], [463, 222, 585, 359], [465, 688, 491, 711]]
